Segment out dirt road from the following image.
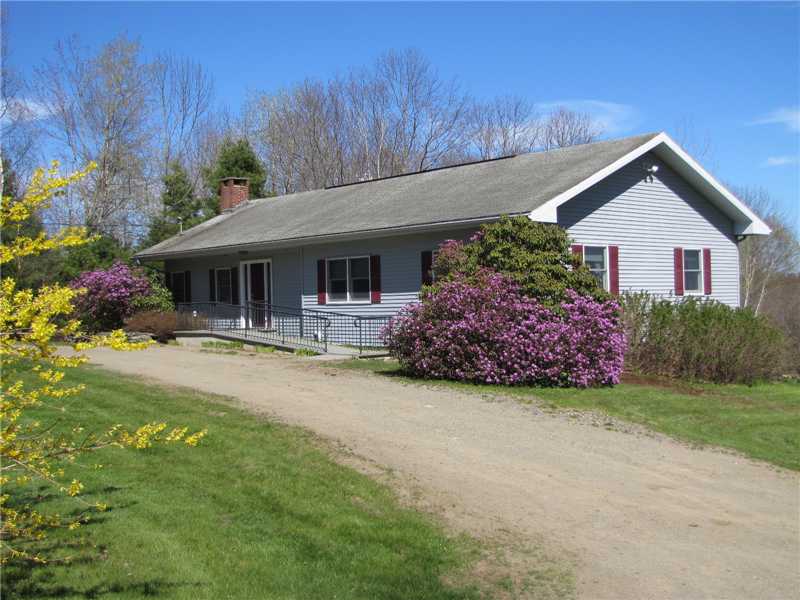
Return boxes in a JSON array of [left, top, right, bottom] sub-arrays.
[[87, 346, 799, 600]]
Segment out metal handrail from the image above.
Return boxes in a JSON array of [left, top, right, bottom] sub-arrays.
[[175, 301, 390, 354]]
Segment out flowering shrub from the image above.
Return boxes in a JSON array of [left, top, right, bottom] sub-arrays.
[[2, 161, 204, 565], [384, 271, 625, 387], [71, 261, 152, 331]]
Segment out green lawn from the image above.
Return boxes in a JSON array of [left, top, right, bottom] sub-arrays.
[[329, 359, 800, 471], [4, 366, 489, 600]]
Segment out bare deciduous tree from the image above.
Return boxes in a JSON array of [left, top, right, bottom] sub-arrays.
[[672, 116, 714, 163], [153, 54, 214, 179], [735, 186, 800, 314], [26, 37, 604, 241], [33, 35, 155, 242], [541, 107, 602, 150], [760, 273, 800, 371], [468, 95, 541, 160], [1, 5, 42, 186], [246, 49, 473, 194]]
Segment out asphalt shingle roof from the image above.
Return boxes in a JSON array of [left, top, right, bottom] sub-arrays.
[[137, 132, 659, 259]]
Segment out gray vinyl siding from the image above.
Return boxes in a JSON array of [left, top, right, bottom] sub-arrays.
[[166, 248, 303, 309], [558, 152, 740, 307], [300, 228, 476, 315]]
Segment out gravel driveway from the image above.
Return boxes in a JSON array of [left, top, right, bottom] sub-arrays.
[[87, 345, 799, 600]]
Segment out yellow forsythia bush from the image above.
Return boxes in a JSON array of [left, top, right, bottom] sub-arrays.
[[0, 160, 206, 564]]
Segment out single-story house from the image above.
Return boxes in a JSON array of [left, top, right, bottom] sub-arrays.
[[135, 131, 770, 350]]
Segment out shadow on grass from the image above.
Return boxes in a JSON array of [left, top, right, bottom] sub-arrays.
[[6, 571, 207, 599], [4, 535, 206, 599], [2, 486, 150, 599]]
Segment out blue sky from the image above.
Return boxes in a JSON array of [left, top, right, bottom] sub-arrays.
[[6, 1, 800, 228]]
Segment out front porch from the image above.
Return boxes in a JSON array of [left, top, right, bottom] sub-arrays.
[[176, 302, 391, 355]]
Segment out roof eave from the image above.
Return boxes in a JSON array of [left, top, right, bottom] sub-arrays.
[[134, 213, 521, 261]]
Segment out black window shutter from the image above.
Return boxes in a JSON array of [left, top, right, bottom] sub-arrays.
[[209, 269, 216, 302], [184, 271, 192, 303], [165, 272, 173, 293], [230, 267, 239, 305]]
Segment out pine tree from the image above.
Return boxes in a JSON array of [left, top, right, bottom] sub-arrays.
[[201, 138, 268, 217], [144, 161, 203, 247]]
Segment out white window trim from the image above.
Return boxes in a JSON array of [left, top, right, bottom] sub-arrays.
[[238, 259, 273, 328], [682, 248, 704, 295], [582, 245, 609, 292], [326, 255, 371, 305], [214, 267, 234, 304], [239, 259, 273, 306]]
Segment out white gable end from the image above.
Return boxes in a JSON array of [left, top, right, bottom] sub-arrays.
[[559, 153, 741, 306], [530, 132, 771, 237]]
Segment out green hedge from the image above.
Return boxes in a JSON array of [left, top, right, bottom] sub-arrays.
[[621, 292, 787, 384]]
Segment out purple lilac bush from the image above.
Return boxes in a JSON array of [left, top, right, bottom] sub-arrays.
[[71, 261, 152, 331], [384, 271, 626, 387]]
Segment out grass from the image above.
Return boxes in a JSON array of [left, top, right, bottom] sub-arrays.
[[4, 366, 490, 600], [253, 344, 276, 354], [328, 359, 800, 471], [200, 340, 244, 350], [294, 348, 320, 357], [200, 340, 314, 356]]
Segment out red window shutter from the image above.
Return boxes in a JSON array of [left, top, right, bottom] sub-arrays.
[[674, 248, 684, 296], [608, 246, 619, 295], [316, 259, 326, 305], [370, 255, 381, 303], [703, 248, 712, 295], [571, 244, 583, 261], [421, 251, 433, 286]]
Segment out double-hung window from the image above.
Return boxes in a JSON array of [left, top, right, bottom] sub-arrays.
[[215, 268, 232, 304], [327, 257, 370, 303], [682, 249, 702, 294], [583, 246, 608, 291]]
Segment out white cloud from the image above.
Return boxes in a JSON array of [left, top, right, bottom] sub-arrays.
[[761, 155, 799, 167], [750, 107, 800, 133], [536, 99, 640, 135], [0, 98, 50, 124]]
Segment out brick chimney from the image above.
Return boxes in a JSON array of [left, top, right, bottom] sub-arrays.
[[219, 177, 250, 212]]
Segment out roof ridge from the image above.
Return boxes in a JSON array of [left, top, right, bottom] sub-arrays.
[[323, 154, 517, 190]]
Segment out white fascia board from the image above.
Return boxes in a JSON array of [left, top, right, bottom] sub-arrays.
[[528, 133, 665, 223], [528, 132, 772, 236]]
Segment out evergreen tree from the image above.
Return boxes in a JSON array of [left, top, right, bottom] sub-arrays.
[[433, 216, 609, 309], [143, 161, 203, 247], [201, 138, 268, 217]]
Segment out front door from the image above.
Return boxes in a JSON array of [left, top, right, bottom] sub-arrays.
[[242, 260, 271, 328]]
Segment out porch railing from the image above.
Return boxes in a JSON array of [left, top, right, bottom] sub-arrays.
[[175, 302, 391, 354]]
